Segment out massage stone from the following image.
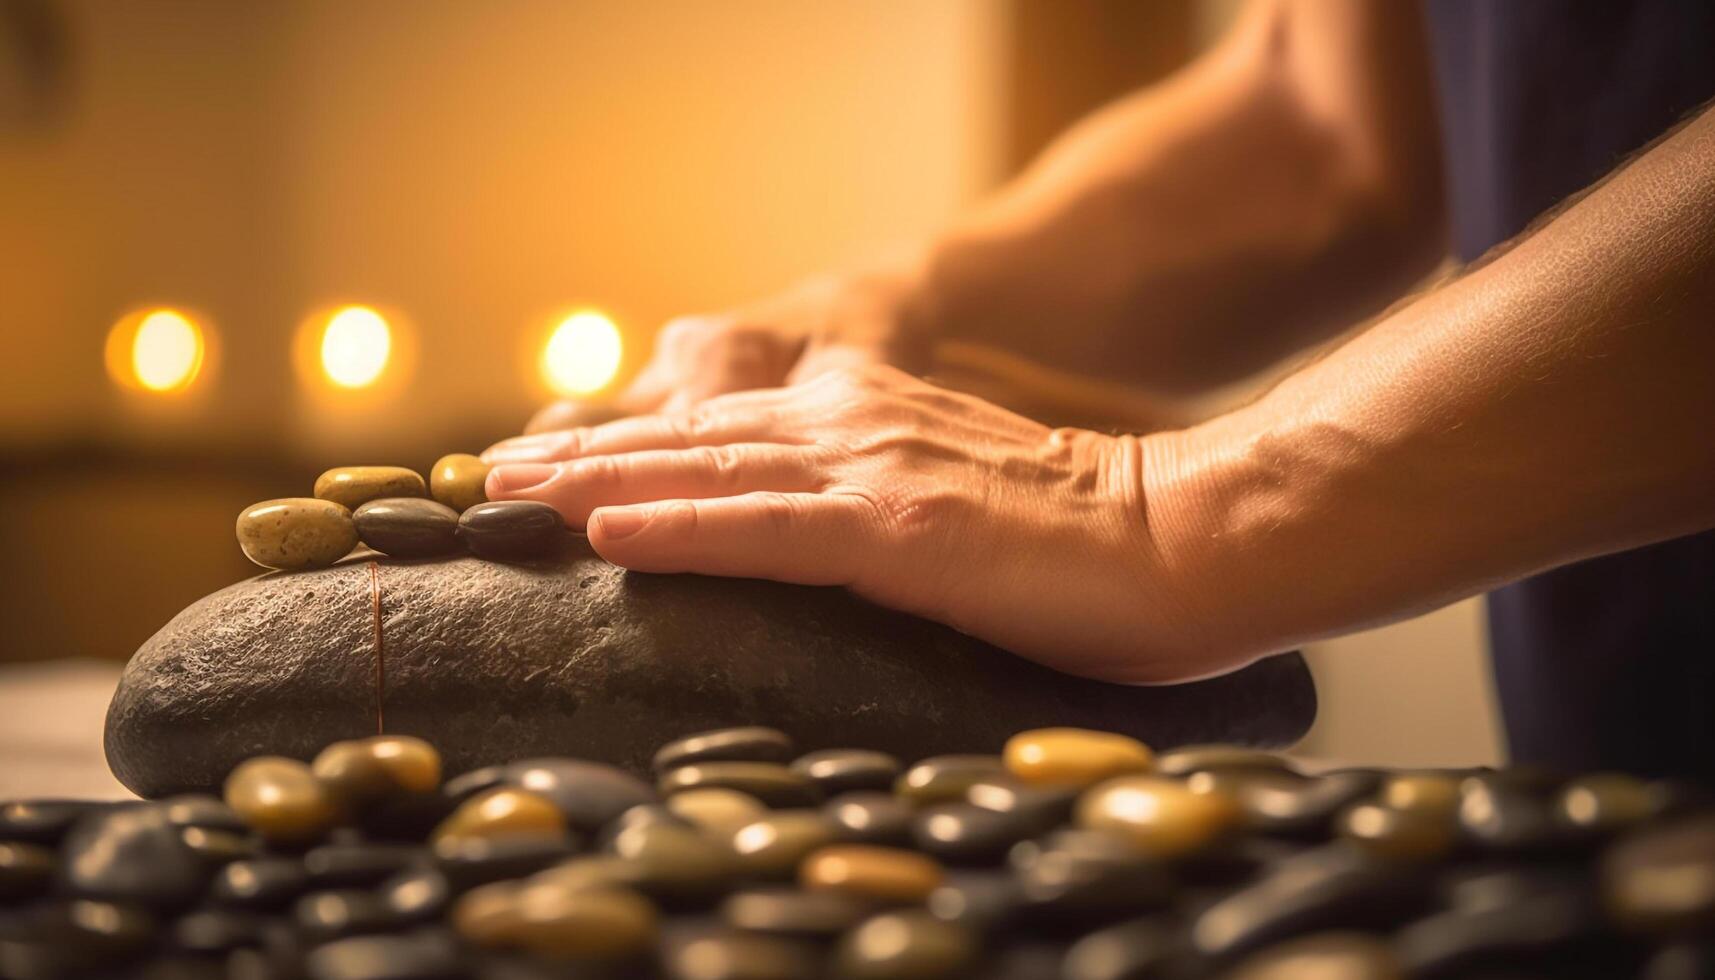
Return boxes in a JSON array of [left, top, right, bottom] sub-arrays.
[[104, 538, 1315, 798]]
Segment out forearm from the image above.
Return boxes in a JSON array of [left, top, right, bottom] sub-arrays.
[[1151, 102, 1715, 666], [909, 0, 1444, 390]]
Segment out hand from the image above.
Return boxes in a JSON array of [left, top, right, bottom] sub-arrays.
[[484, 365, 1235, 684], [525, 260, 931, 433]]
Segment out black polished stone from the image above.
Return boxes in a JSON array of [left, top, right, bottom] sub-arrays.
[[0, 800, 117, 845], [1061, 916, 1194, 980], [58, 804, 208, 907], [304, 843, 424, 888], [160, 795, 248, 833], [0, 842, 55, 903], [911, 803, 1033, 866], [663, 929, 822, 980], [789, 749, 902, 796], [382, 867, 452, 923], [654, 727, 795, 774], [895, 756, 1006, 806], [660, 763, 817, 808], [431, 834, 574, 890], [171, 908, 262, 953], [353, 498, 462, 559], [456, 500, 567, 561], [1395, 888, 1620, 979], [824, 793, 914, 847], [453, 758, 655, 834], [965, 779, 1079, 837], [105, 550, 1315, 796], [212, 857, 311, 911], [925, 870, 1023, 935], [1603, 815, 1715, 938], [295, 890, 398, 944]]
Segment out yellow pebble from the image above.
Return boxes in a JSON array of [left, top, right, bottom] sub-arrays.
[[430, 453, 492, 513], [1004, 728, 1153, 786], [314, 466, 426, 510], [800, 844, 944, 903], [434, 788, 568, 845], [1076, 775, 1239, 858], [223, 756, 338, 845]]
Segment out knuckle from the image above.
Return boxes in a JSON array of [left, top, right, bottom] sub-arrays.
[[694, 444, 743, 486]]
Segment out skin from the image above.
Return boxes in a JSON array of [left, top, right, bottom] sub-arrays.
[[488, 0, 1715, 684]]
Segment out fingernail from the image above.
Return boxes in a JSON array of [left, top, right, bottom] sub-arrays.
[[488, 463, 558, 494], [595, 508, 648, 540]]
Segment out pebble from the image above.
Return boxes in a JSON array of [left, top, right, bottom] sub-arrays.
[[449, 880, 523, 947], [596, 803, 690, 849], [178, 825, 260, 865], [833, 910, 977, 980], [825, 792, 915, 846], [668, 788, 770, 836], [911, 802, 1032, 865], [1011, 839, 1173, 927], [1003, 728, 1153, 787], [0, 841, 56, 902], [0, 799, 113, 844], [352, 498, 462, 559], [459, 757, 656, 832], [456, 500, 565, 561], [655, 727, 796, 773], [303, 842, 422, 888], [728, 810, 841, 879], [800, 844, 943, 903], [382, 867, 452, 923], [790, 749, 902, 795], [1558, 772, 1664, 833], [1223, 770, 1380, 839], [965, 778, 1080, 835], [430, 453, 491, 513], [507, 880, 660, 959], [58, 804, 207, 907], [1154, 745, 1292, 777], [296, 889, 398, 943], [895, 755, 1007, 806], [1076, 775, 1240, 858], [433, 788, 567, 845], [1383, 773, 1463, 815], [313, 736, 443, 809], [314, 466, 427, 510], [662, 762, 818, 808], [211, 857, 310, 910], [236, 498, 359, 570], [171, 908, 261, 954], [1603, 815, 1715, 937], [1440, 866, 1585, 915], [1061, 917, 1194, 980], [305, 929, 465, 980], [224, 756, 339, 845], [1337, 803, 1457, 861], [1192, 847, 1428, 959], [1394, 889, 1606, 978], [1224, 931, 1404, 979], [159, 794, 248, 833], [1458, 780, 1568, 852], [722, 887, 878, 938], [606, 821, 738, 902], [433, 833, 575, 890], [666, 930, 822, 980]]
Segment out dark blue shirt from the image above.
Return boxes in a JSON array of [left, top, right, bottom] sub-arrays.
[[1423, 1, 1715, 779]]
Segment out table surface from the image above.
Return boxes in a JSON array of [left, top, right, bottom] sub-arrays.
[[0, 659, 134, 800]]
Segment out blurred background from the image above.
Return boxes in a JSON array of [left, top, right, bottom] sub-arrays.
[[0, 0, 1497, 784]]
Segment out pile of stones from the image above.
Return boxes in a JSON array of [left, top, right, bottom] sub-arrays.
[[4, 727, 1714, 979], [235, 456, 566, 570]]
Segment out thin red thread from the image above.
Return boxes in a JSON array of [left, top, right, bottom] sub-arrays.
[[369, 561, 385, 735]]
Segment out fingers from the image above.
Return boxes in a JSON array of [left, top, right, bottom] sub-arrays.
[[587, 491, 880, 586], [484, 387, 800, 464], [522, 400, 630, 436], [486, 444, 825, 524]]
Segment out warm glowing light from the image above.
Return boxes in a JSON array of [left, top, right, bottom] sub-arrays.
[[319, 306, 393, 389], [110, 309, 205, 393], [540, 311, 623, 395]]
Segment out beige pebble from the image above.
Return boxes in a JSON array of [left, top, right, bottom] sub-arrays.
[[236, 498, 357, 570], [801, 844, 943, 904], [223, 756, 338, 845], [667, 787, 769, 836], [1076, 775, 1239, 858], [314, 466, 426, 510], [1004, 728, 1153, 787]]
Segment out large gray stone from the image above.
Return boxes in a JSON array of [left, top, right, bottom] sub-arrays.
[[105, 540, 1314, 798]]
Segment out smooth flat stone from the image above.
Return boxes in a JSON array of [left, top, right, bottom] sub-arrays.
[[0, 842, 56, 902], [895, 756, 1006, 805], [833, 910, 977, 979], [159, 795, 247, 833], [729, 811, 840, 880], [1216, 770, 1379, 839], [722, 887, 877, 938], [1076, 776, 1240, 858], [1192, 847, 1430, 960], [305, 929, 464, 980], [172, 908, 263, 954], [456, 500, 566, 561], [1382, 773, 1463, 815], [1155, 745, 1293, 777], [1225, 932, 1403, 980], [312, 735, 443, 810], [824, 793, 914, 846], [1002, 728, 1152, 787], [58, 804, 207, 907], [661, 763, 817, 808], [1009, 834, 1172, 928], [655, 727, 796, 774], [925, 870, 1022, 934], [1061, 917, 1195, 980], [606, 821, 738, 902], [303, 843, 422, 888], [224, 756, 338, 846], [911, 803, 1032, 866], [433, 788, 567, 845], [1337, 803, 1457, 861], [451, 758, 655, 833], [353, 499, 462, 559], [668, 788, 769, 837], [1458, 781, 1571, 852], [1394, 890, 1610, 978], [1558, 773, 1664, 834], [315, 466, 427, 510], [236, 498, 358, 570], [432, 834, 574, 890], [791, 749, 902, 795], [212, 857, 310, 910], [1603, 815, 1715, 937], [666, 930, 821, 980], [0, 800, 118, 844], [179, 825, 260, 865], [296, 889, 398, 943], [506, 881, 659, 960], [430, 453, 491, 513], [964, 778, 1078, 836], [800, 844, 943, 903], [105, 549, 1315, 796], [383, 867, 452, 923]]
